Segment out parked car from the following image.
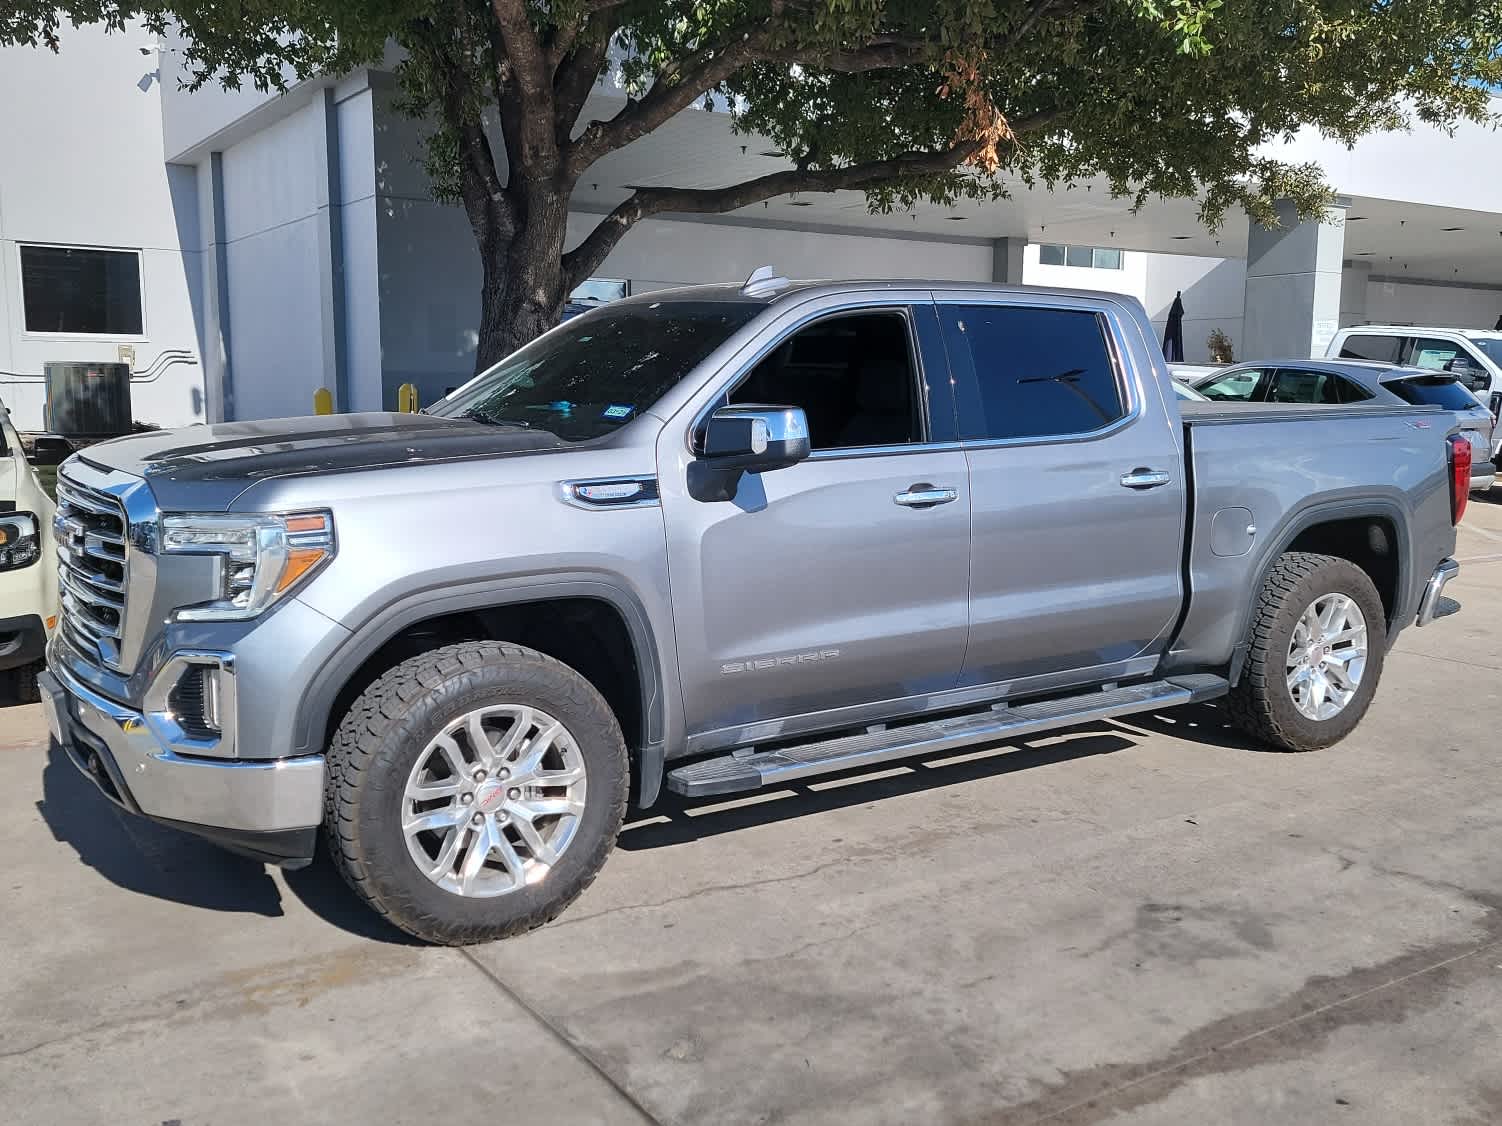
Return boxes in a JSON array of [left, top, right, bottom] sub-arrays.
[[1173, 380, 1209, 401], [1328, 325, 1502, 403], [0, 395, 57, 702], [1189, 359, 1497, 491], [41, 278, 1467, 944]]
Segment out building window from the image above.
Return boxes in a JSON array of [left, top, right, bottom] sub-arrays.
[[1037, 243, 1124, 271], [20, 245, 143, 335]]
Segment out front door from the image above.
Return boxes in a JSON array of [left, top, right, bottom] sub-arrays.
[[658, 303, 971, 748], [935, 296, 1186, 691]]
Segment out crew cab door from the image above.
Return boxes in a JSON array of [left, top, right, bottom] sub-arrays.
[[657, 299, 971, 749], [934, 295, 1186, 691]]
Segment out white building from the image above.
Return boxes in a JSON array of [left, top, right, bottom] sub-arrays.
[[4, 21, 1502, 429]]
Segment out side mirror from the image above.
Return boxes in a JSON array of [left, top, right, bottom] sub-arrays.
[[690, 404, 811, 501], [28, 435, 74, 468], [702, 405, 811, 471]]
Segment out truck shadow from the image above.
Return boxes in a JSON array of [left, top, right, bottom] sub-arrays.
[[621, 704, 1268, 851], [621, 724, 1141, 851], [35, 740, 417, 944]]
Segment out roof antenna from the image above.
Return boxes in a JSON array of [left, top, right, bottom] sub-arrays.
[[741, 265, 789, 296]]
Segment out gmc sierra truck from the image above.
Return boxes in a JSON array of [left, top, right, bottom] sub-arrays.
[[39, 276, 1467, 944]]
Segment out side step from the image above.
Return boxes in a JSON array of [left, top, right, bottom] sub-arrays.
[[666, 675, 1227, 798]]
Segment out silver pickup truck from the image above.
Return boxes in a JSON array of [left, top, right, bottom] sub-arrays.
[[40, 278, 1466, 944]]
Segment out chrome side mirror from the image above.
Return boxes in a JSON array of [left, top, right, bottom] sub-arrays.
[[702, 404, 811, 471], [690, 404, 811, 501]]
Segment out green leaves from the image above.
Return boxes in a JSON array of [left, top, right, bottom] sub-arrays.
[[13, 0, 1502, 348]]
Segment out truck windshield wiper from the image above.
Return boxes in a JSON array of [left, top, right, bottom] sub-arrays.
[[464, 408, 532, 429]]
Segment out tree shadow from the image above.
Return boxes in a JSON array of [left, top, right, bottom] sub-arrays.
[[620, 722, 1137, 851], [37, 740, 415, 944]]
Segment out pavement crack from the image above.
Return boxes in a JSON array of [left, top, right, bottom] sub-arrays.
[[458, 948, 660, 1125], [982, 887, 1502, 1126]]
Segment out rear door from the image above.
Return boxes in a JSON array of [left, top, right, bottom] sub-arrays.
[[1264, 368, 1375, 405], [935, 295, 1186, 691]]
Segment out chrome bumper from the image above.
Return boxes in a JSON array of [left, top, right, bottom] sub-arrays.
[[1416, 558, 1461, 627], [39, 658, 324, 849]]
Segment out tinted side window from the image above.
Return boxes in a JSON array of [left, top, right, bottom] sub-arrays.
[[1383, 376, 1482, 410], [944, 306, 1125, 440], [1338, 333, 1402, 364], [729, 312, 921, 450], [1198, 369, 1266, 402]]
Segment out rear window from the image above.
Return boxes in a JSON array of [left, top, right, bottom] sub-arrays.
[[1338, 333, 1402, 364], [1382, 376, 1480, 411]]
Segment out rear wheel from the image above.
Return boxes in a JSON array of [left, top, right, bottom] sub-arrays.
[[324, 641, 628, 944], [1227, 552, 1386, 751]]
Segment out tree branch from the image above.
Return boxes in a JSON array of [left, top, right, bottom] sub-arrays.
[[407, 18, 514, 241], [553, 9, 620, 147], [563, 138, 980, 291], [566, 18, 779, 176], [489, 0, 558, 167]]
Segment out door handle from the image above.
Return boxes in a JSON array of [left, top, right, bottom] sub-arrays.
[[895, 484, 959, 508], [1120, 468, 1172, 490]]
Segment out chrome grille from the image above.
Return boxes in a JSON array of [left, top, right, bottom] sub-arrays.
[[54, 472, 129, 668]]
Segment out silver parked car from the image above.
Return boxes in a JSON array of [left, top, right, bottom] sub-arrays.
[[1191, 359, 1497, 491]]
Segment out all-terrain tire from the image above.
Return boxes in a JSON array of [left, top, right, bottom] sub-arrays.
[[1227, 551, 1386, 752], [323, 641, 628, 944]]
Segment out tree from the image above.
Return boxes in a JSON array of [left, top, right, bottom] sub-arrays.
[[8, 1, 1502, 367]]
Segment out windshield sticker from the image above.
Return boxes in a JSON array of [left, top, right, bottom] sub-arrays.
[[602, 404, 634, 419]]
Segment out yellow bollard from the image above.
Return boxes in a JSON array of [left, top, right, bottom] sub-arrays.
[[313, 387, 334, 415], [397, 383, 419, 413]]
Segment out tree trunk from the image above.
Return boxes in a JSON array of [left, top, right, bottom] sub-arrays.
[[472, 185, 573, 372]]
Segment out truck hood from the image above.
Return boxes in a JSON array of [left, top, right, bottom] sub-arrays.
[[77, 412, 566, 511]]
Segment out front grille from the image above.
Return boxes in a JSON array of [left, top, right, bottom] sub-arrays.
[[54, 472, 129, 669]]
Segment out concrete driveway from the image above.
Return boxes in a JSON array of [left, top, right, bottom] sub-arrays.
[[6, 506, 1502, 1125]]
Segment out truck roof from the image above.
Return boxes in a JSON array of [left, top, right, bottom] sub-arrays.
[[611, 278, 1149, 310], [1341, 324, 1502, 341]]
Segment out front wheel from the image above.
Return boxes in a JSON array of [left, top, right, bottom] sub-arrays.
[[324, 641, 628, 944], [1227, 552, 1386, 752]]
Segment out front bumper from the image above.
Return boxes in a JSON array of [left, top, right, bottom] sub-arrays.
[[1415, 558, 1461, 627], [38, 659, 325, 865], [1471, 461, 1497, 492]]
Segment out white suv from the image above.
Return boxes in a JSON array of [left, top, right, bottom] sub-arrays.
[[0, 396, 56, 702], [1328, 326, 1502, 397]]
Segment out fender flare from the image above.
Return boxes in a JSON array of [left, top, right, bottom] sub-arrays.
[[292, 573, 669, 806], [1226, 496, 1410, 684]]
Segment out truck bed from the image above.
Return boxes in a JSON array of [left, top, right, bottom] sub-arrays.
[[1166, 400, 1459, 673]]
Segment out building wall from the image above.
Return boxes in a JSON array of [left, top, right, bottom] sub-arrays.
[[1022, 245, 1246, 363], [0, 21, 204, 431], [370, 89, 996, 405], [216, 101, 328, 421], [1361, 278, 1502, 329]]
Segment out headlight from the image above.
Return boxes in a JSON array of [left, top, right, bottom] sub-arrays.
[[0, 513, 40, 571], [161, 511, 334, 621]]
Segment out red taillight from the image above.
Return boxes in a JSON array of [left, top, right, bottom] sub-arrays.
[[1448, 433, 1471, 525]]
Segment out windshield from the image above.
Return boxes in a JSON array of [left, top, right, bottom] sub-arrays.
[[1383, 375, 1481, 411], [428, 301, 760, 441]]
